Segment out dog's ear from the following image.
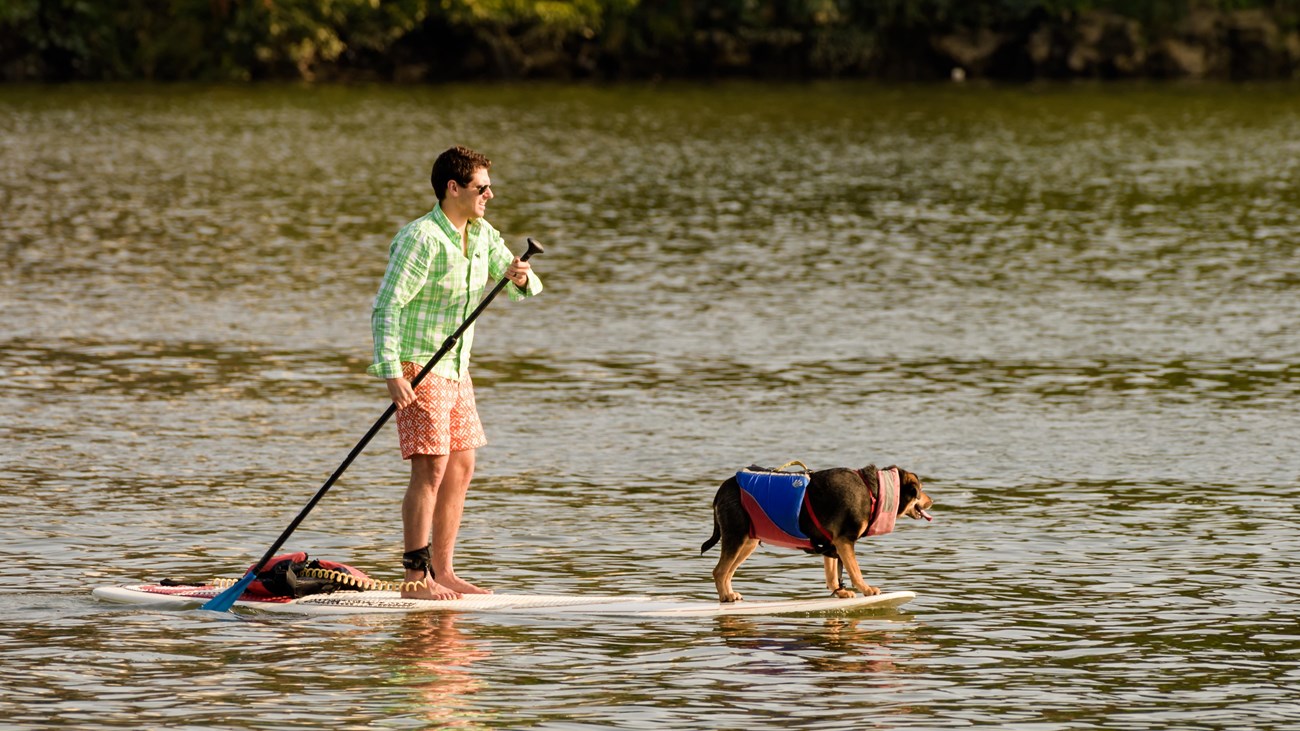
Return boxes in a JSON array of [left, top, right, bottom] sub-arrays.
[[894, 467, 922, 501]]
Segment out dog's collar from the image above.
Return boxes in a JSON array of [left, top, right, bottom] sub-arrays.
[[858, 467, 899, 536]]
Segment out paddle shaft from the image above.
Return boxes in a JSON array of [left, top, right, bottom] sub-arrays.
[[203, 238, 543, 609]]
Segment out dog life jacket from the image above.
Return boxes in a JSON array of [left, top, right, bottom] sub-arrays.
[[736, 466, 827, 551], [737, 465, 901, 550]]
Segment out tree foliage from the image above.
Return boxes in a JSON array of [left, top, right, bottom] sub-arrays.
[[1, 0, 1297, 80]]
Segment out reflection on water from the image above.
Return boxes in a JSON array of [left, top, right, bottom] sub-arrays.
[[388, 614, 493, 729], [1, 82, 1299, 729]]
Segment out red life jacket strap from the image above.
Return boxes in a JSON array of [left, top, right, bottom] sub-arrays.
[[802, 492, 835, 546]]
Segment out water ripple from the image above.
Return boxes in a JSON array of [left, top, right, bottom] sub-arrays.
[[3, 83, 1300, 730]]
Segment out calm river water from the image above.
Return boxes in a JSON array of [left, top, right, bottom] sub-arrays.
[[2, 82, 1299, 730]]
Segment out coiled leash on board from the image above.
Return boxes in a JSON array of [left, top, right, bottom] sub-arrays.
[[207, 550, 434, 596], [209, 569, 432, 594]]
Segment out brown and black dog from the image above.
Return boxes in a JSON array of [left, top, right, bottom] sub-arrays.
[[701, 465, 933, 602]]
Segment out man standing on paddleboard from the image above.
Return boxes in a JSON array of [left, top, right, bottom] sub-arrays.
[[368, 145, 542, 600]]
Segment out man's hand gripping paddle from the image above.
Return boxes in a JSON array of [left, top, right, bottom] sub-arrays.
[[201, 238, 545, 612]]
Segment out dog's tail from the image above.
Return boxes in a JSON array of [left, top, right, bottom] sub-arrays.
[[700, 519, 721, 554]]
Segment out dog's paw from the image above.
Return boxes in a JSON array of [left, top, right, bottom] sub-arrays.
[[719, 592, 744, 603], [861, 585, 881, 596], [832, 588, 855, 599]]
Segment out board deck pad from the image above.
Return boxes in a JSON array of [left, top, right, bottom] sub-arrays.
[[93, 584, 916, 617]]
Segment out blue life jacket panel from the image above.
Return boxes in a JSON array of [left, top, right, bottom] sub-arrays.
[[735, 467, 813, 549]]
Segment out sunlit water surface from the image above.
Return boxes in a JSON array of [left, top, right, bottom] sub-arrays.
[[2, 82, 1299, 729]]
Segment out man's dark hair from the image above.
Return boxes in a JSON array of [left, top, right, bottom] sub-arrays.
[[431, 146, 491, 201]]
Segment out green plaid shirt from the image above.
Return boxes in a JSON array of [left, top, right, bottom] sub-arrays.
[[368, 205, 542, 381]]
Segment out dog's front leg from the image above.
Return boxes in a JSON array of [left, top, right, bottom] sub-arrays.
[[823, 557, 853, 598], [822, 557, 837, 592], [830, 539, 879, 596]]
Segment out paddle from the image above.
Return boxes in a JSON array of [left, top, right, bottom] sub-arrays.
[[201, 237, 545, 612]]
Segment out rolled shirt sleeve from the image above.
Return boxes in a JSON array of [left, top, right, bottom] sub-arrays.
[[484, 223, 543, 300]]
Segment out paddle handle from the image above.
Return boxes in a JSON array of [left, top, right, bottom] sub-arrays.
[[202, 238, 545, 610]]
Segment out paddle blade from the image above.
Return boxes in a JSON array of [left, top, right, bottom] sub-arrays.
[[200, 571, 255, 612]]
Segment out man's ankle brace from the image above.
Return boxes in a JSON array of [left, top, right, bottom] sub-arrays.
[[402, 545, 433, 577]]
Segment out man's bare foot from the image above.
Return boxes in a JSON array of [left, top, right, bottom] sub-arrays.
[[434, 570, 493, 595], [401, 571, 462, 601]]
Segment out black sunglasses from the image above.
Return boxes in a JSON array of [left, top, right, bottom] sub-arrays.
[[459, 181, 491, 195]]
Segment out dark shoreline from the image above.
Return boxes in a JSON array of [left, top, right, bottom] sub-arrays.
[[478, 7, 1300, 83], [4, 6, 1299, 83]]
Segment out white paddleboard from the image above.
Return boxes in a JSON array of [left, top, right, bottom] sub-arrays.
[[93, 584, 915, 617]]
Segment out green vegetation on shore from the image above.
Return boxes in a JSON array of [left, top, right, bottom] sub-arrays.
[[3, 0, 1298, 82]]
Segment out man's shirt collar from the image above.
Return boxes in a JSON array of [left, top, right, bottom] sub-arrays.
[[431, 203, 461, 244]]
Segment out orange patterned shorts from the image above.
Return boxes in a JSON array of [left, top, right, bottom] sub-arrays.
[[394, 362, 487, 459]]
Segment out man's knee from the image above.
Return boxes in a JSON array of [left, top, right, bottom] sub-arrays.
[[410, 454, 449, 487]]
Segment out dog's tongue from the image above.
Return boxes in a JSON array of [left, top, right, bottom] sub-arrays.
[[919, 508, 933, 522]]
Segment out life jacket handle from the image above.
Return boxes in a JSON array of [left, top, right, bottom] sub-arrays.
[[776, 460, 810, 473]]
